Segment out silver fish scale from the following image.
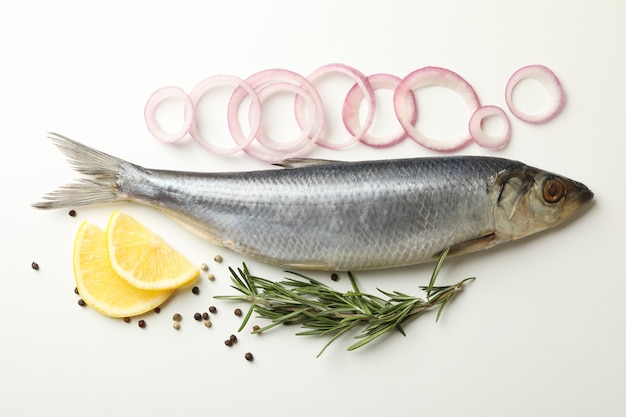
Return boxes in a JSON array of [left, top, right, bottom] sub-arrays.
[[128, 157, 518, 270]]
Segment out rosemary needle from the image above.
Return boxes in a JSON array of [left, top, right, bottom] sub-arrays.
[[215, 248, 475, 357]]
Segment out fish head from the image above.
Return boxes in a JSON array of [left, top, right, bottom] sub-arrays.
[[493, 166, 594, 241]]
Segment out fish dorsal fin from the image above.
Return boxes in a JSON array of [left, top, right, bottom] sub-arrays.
[[274, 158, 339, 169]]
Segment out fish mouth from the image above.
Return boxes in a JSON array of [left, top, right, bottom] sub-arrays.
[[564, 178, 594, 204], [574, 182, 594, 204], [566, 182, 594, 223], [581, 188, 594, 203]]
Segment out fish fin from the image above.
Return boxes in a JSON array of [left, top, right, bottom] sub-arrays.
[[32, 133, 127, 209], [273, 158, 339, 169], [280, 261, 332, 271], [435, 233, 497, 259]]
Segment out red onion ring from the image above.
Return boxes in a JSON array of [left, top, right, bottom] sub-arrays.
[[250, 81, 321, 153], [505, 65, 565, 124], [187, 75, 262, 155], [227, 69, 325, 162], [394, 66, 480, 152], [469, 105, 511, 150], [295, 63, 376, 150], [144, 86, 194, 143], [343, 73, 416, 148]]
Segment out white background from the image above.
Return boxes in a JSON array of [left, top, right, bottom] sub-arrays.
[[1, 1, 625, 416]]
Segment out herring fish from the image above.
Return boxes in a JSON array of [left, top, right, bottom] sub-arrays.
[[33, 133, 593, 271]]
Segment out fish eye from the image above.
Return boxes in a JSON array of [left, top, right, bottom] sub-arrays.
[[542, 178, 566, 203]]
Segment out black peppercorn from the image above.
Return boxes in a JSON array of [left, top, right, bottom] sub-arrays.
[[194, 312, 202, 321], [209, 306, 217, 313], [229, 334, 237, 343], [245, 352, 254, 361], [192, 286, 200, 295], [68, 209, 76, 217], [138, 320, 146, 328], [202, 312, 209, 320], [77, 299, 86, 307], [31, 262, 39, 271], [234, 308, 242, 317], [331, 273, 339, 281], [224, 339, 233, 347]]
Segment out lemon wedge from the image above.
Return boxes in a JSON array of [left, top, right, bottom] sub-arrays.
[[73, 221, 174, 317], [106, 211, 199, 290]]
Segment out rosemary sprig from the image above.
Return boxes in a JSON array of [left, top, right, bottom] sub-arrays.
[[215, 248, 475, 357]]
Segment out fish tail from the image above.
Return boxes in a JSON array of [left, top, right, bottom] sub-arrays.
[[32, 133, 128, 209]]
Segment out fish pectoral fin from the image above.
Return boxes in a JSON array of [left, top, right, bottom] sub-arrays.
[[280, 261, 333, 271], [274, 158, 339, 169], [435, 233, 497, 259]]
